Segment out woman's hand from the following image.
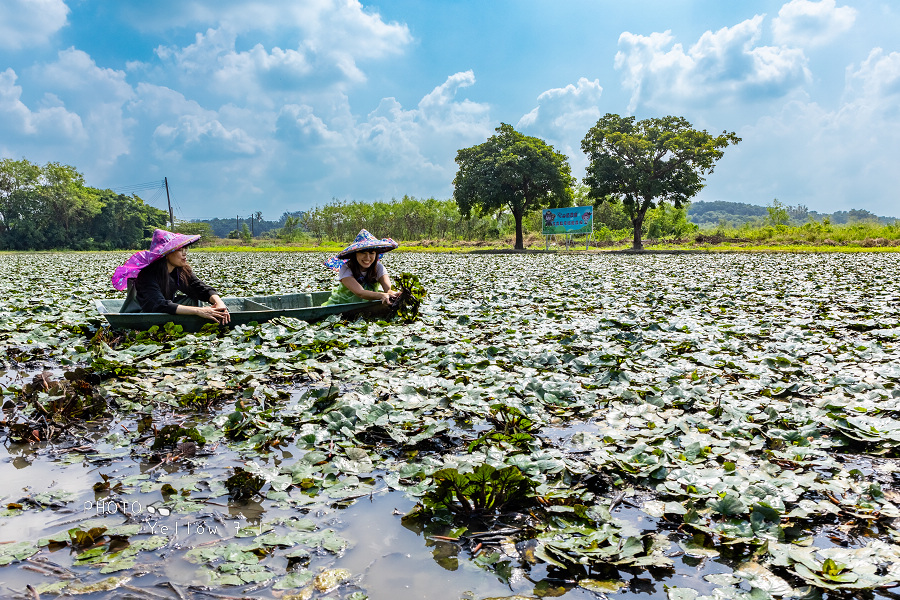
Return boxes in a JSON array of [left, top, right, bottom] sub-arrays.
[[207, 295, 231, 324], [382, 290, 401, 305], [197, 304, 230, 324]]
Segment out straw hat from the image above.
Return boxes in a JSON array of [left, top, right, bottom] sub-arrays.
[[111, 228, 200, 290]]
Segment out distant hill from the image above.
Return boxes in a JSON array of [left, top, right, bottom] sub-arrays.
[[688, 201, 897, 228]]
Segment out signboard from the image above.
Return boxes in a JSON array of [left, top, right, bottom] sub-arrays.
[[541, 206, 593, 235]]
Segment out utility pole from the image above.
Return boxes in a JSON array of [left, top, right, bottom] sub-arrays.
[[164, 177, 174, 229]]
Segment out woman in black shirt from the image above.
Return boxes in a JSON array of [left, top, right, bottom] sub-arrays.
[[112, 229, 230, 324]]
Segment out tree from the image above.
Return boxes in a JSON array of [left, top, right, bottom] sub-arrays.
[[454, 123, 574, 249], [278, 215, 304, 242], [581, 114, 740, 250], [41, 162, 102, 245], [766, 199, 790, 228], [88, 192, 168, 249], [174, 221, 215, 239]]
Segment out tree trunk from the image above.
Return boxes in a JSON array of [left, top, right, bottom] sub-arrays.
[[631, 207, 647, 250], [514, 208, 524, 250]]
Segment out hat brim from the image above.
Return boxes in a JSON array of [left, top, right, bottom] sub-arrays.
[[336, 244, 397, 259]]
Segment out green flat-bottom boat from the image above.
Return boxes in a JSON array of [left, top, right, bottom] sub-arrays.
[[94, 292, 386, 332]]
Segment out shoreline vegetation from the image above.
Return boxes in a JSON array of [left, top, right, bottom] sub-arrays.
[[3, 158, 898, 254], [186, 220, 900, 254], [5, 233, 900, 255], [166, 196, 900, 254]]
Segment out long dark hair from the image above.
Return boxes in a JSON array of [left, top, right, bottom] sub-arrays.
[[346, 252, 378, 287], [143, 253, 195, 296]]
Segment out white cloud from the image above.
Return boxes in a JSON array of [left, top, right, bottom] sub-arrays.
[[772, 0, 856, 47], [268, 71, 491, 201], [35, 49, 134, 107], [0, 0, 68, 50], [149, 0, 411, 104], [345, 71, 493, 197], [30, 49, 135, 166], [276, 103, 342, 147], [843, 47, 900, 106], [517, 77, 604, 176], [125, 83, 263, 162], [616, 16, 810, 113], [705, 48, 900, 214], [153, 115, 263, 161], [518, 78, 603, 133], [0, 68, 85, 154], [122, 0, 410, 58]]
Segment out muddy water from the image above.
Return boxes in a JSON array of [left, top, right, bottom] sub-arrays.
[[0, 446, 756, 600], [0, 401, 894, 600]]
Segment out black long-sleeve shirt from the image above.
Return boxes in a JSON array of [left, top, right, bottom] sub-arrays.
[[134, 266, 218, 314]]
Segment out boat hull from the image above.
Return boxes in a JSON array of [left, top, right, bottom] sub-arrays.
[[94, 292, 386, 331]]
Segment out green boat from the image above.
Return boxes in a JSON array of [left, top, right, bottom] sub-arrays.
[[94, 292, 386, 332]]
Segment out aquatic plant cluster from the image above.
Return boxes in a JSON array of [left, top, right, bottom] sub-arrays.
[[1, 251, 899, 599]]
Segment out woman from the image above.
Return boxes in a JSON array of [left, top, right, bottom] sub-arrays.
[[323, 229, 401, 306], [111, 229, 230, 324]]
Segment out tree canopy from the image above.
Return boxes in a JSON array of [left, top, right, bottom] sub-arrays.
[[581, 114, 740, 249], [0, 158, 168, 250], [454, 123, 574, 249]]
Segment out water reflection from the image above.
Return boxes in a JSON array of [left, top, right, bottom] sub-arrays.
[[228, 498, 266, 523]]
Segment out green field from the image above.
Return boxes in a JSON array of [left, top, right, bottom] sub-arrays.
[[1, 252, 899, 599]]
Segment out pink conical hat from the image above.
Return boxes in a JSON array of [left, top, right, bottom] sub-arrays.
[[111, 229, 200, 290]]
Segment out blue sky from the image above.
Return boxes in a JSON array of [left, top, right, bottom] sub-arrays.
[[2, 0, 898, 221]]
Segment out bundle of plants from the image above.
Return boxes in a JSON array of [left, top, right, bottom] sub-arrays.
[[388, 272, 426, 323]]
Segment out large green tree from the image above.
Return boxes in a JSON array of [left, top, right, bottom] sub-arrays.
[[1, 157, 167, 250], [454, 123, 574, 249], [581, 114, 740, 250]]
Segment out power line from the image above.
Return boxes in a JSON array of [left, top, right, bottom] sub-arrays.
[[111, 178, 181, 227], [110, 180, 165, 194]]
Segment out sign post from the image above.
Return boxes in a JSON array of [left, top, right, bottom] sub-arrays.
[[541, 206, 593, 251]]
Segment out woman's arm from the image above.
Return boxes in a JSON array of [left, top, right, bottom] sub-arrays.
[[183, 274, 230, 323], [340, 276, 396, 304], [173, 301, 230, 324], [378, 273, 401, 302]]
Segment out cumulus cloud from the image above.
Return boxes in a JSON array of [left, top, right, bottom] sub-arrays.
[[35, 49, 134, 107], [517, 78, 603, 173], [344, 71, 492, 197], [843, 48, 900, 106], [150, 0, 411, 104], [153, 115, 263, 161], [0, 0, 68, 50], [124, 83, 263, 162], [518, 78, 603, 134], [772, 0, 856, 47], [616, 16, 810, 113], [705, 47, 900, 214], [276, 103, 342, 147], [268, 71, 491, 202], [29, 49, 135, 166], [0, 68, 84, 147]]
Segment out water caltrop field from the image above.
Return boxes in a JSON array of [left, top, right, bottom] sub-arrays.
[[1, 250, 899, 600]]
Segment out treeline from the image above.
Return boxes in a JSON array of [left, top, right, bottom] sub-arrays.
[[268, 193, 696, 243], [688, 200, 896, 228], [276, 196, 504, 242], [0, 158, 168, 250]]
